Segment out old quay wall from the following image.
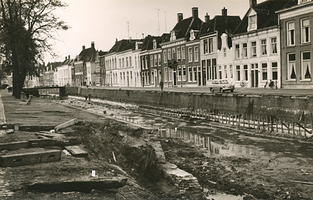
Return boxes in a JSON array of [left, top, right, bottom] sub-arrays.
[[65, 87, 313, 122]]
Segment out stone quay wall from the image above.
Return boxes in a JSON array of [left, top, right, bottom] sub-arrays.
[[65, 87, 313, 122]]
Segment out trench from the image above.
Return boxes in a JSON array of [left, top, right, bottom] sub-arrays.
[[43, 95, 313, 199]]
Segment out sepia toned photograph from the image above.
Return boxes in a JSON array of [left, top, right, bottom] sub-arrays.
[[0, 0, 313, 199]]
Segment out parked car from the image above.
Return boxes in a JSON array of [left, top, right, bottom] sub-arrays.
[[207, 79, 235, 93]]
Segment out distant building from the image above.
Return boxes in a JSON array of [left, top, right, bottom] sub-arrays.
[[43, 62, 62, 86], [232, 0, 297, 88], [160, 7, 203, 87], [277, 0, 313, 89]]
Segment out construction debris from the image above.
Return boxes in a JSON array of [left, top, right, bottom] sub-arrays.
[[54, 118, 78, 132]]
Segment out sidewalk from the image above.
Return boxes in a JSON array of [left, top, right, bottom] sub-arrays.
[[87, 86, 313, 97], [0, 90, 101, 126]]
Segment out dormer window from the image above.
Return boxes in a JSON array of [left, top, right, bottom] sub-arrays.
[[249, 15, 257, 31], [170, 31, 176, 41], [190, 29, 195, 40], [153, 39, 157, 49]]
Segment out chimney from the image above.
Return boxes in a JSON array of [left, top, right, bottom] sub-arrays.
[[142, 33, 144, 39], [177, 13, 183, 23], [91, 41, 95, 49], [82, 45, 85, 50], [65, 56, 67, 60], [205, 13, 210, 22], [249, 0, 257, 8], [68, 55, 70, 59], [192, 7, 198, 18], [222, 7, 227, 17]]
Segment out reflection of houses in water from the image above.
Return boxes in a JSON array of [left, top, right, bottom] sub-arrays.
[[210, 141, 258, 157]]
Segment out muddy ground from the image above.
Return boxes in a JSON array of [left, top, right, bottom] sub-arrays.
[[1, 95, 313, 200]]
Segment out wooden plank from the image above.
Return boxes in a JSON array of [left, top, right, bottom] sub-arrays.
[[55, 118, 78, 132], [65, 145, 88, 157]]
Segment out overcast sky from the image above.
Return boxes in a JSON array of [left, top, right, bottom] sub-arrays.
[[46, 0, 263, 63]]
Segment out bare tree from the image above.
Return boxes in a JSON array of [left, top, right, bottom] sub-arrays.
[[0, 0, 68, 98]]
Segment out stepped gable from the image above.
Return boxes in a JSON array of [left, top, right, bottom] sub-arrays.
[[234, 0, 298, 35]]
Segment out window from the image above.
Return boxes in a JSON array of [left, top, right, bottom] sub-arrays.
[[158, 54, 161, 66], [129, 57, 132, 67], [145, 56, 148, 69], [204, 39, 208, 54], [249, 15, 256, 30], [251, 41, 257, 57], [163, 50, 167, 63], [193, 67, 197, 81], [261, 39, 267, 55], [208, 38, 213, 53], [218, 66, 222, 79], [181, 46, 185, 60], [178, 66, 181, 81], [188, 47, 193, 62], [150, 56, 153, 67], [182, 65, 186, 81], [207, 59, 211, 80], [262, 63, 267, 81], [236, 65, 241, 81], [235, 44, 240, 59], [122, 58, 125, 68], [169, 68, 172, 81], [224, 65, 227, 79], [230, 65, 233, 78], [301, 19, 310, 43], [154, 54, 157, 67], [188, 67, 192, 81], [168, 49, 171, 60], [177, 47, 181, 60], [287, 22, 295, 46], [242, 43, 247, 58], [288, 53, 296, 80], [150, 71, 154, 84], [194, 47, 199, 62], [223, 48, 227, 57], [172, 48, 176, 60], [271, 38, 277, 54], [164, 68, 168, 81], [301, 52, 311, 80], [212, 59, 217, 80], [272, 62, 278, 80], [244, 65, 248, 81]]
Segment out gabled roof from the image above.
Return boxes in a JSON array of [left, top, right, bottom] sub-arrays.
[[141, 34, 169, 51], [233, 0, 297, 35], [109, 39, 142, 53], [47, 62, 62, 69], [172, 16, 203, 40], [78, 47, 97, 62]]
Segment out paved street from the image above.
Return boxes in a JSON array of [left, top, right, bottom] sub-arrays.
[[86, 85, 313, 97]]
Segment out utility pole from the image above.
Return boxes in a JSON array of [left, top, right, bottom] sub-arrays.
[[164, 11, 167, 32], [127, 21, 130, 39], [156, 9, 160, 35]]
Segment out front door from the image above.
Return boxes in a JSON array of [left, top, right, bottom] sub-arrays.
[[251, 69, 259, 87], [173, 71, 177, 86]]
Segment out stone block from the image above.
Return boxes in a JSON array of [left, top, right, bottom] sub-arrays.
[[65, 146, 88, 157], [0, 150, 61, 167], [0, 141, 29, 150]]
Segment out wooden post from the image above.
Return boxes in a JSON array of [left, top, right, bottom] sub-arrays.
[[281, 120, 284, 134], [292, 122, 295, 135], [248, 114, 251, 128], [276, 118, 279, 132], [287, 121, 290, 135], [237, 116, 240, 128]]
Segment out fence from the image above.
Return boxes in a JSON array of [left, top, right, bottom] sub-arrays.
[[141, 106, 312, 138]]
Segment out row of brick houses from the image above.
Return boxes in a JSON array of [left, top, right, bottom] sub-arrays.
[[43, 0, 313, 89]]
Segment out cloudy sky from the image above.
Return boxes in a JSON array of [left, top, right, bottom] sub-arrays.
[[46, 0, 263, 63]]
